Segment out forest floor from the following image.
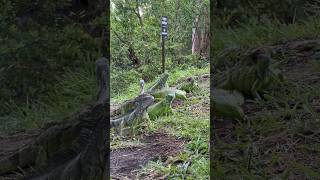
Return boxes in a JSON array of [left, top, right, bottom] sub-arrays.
[[212, 39, 320, 179], [110, 72, 210, 179]]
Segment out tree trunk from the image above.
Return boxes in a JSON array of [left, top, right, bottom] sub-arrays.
[[135, 0, 149, 64], [191, 6, 210, 58]]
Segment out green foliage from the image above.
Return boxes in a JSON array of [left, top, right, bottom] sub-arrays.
[[111, 69, 141, 96], [111, 0, 209, 70], [213, 0, 319, 27], [0, 60, 97, 131], [0, 0, 104, 115], [213, 17, 320, 55]]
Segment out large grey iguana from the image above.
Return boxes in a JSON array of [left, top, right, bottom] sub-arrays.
[[0, 58, 109, 180], [110, 94, 154, 128]]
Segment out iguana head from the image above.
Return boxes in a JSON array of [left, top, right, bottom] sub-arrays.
[[165, 93, 175, 104], [175, 90, 187, 100], [140, 79, 145, 94]]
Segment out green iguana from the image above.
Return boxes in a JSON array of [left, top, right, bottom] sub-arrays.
[[212, 49, 283, 121], [146, 72, 169, 94], [151, 89, 187, 100], [110, 94, 154, 128], [215, 52, 282, 100], [147, 93, 175, 120], [146, 72, 187, 100], [176, 77, 198, 93]]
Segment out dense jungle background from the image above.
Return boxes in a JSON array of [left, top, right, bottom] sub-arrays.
[[212, 0, 320, 179]]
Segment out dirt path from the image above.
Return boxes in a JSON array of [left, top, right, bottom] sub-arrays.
[[110, 132, 186, 179]]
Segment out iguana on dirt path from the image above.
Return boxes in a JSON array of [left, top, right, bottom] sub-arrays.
[[0, 57, 109, 180]]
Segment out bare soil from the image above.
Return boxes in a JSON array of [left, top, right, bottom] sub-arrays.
[[110, 132, 186, 179]]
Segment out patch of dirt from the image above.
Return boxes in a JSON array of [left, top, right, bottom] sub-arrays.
[[110, 132, 186, 179], [281, 56, 320, 86], [171, 99, 184, 109]]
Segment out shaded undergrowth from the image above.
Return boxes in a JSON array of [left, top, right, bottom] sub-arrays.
[[212, 16, 320, 179]]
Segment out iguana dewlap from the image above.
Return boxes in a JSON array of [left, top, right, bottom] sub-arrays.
[[212, 88, 245, 120]]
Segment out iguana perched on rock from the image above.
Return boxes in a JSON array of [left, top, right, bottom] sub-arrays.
[[215, 50, 283, 100], [0, 57, 109, 180]]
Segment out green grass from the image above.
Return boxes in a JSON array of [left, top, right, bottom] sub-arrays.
[[0, 60, 97, 131], [211, 16, 320, 178], [213, 17, 320, 53], [212, 82, 320, 179], [111, 65, 209, 103]]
